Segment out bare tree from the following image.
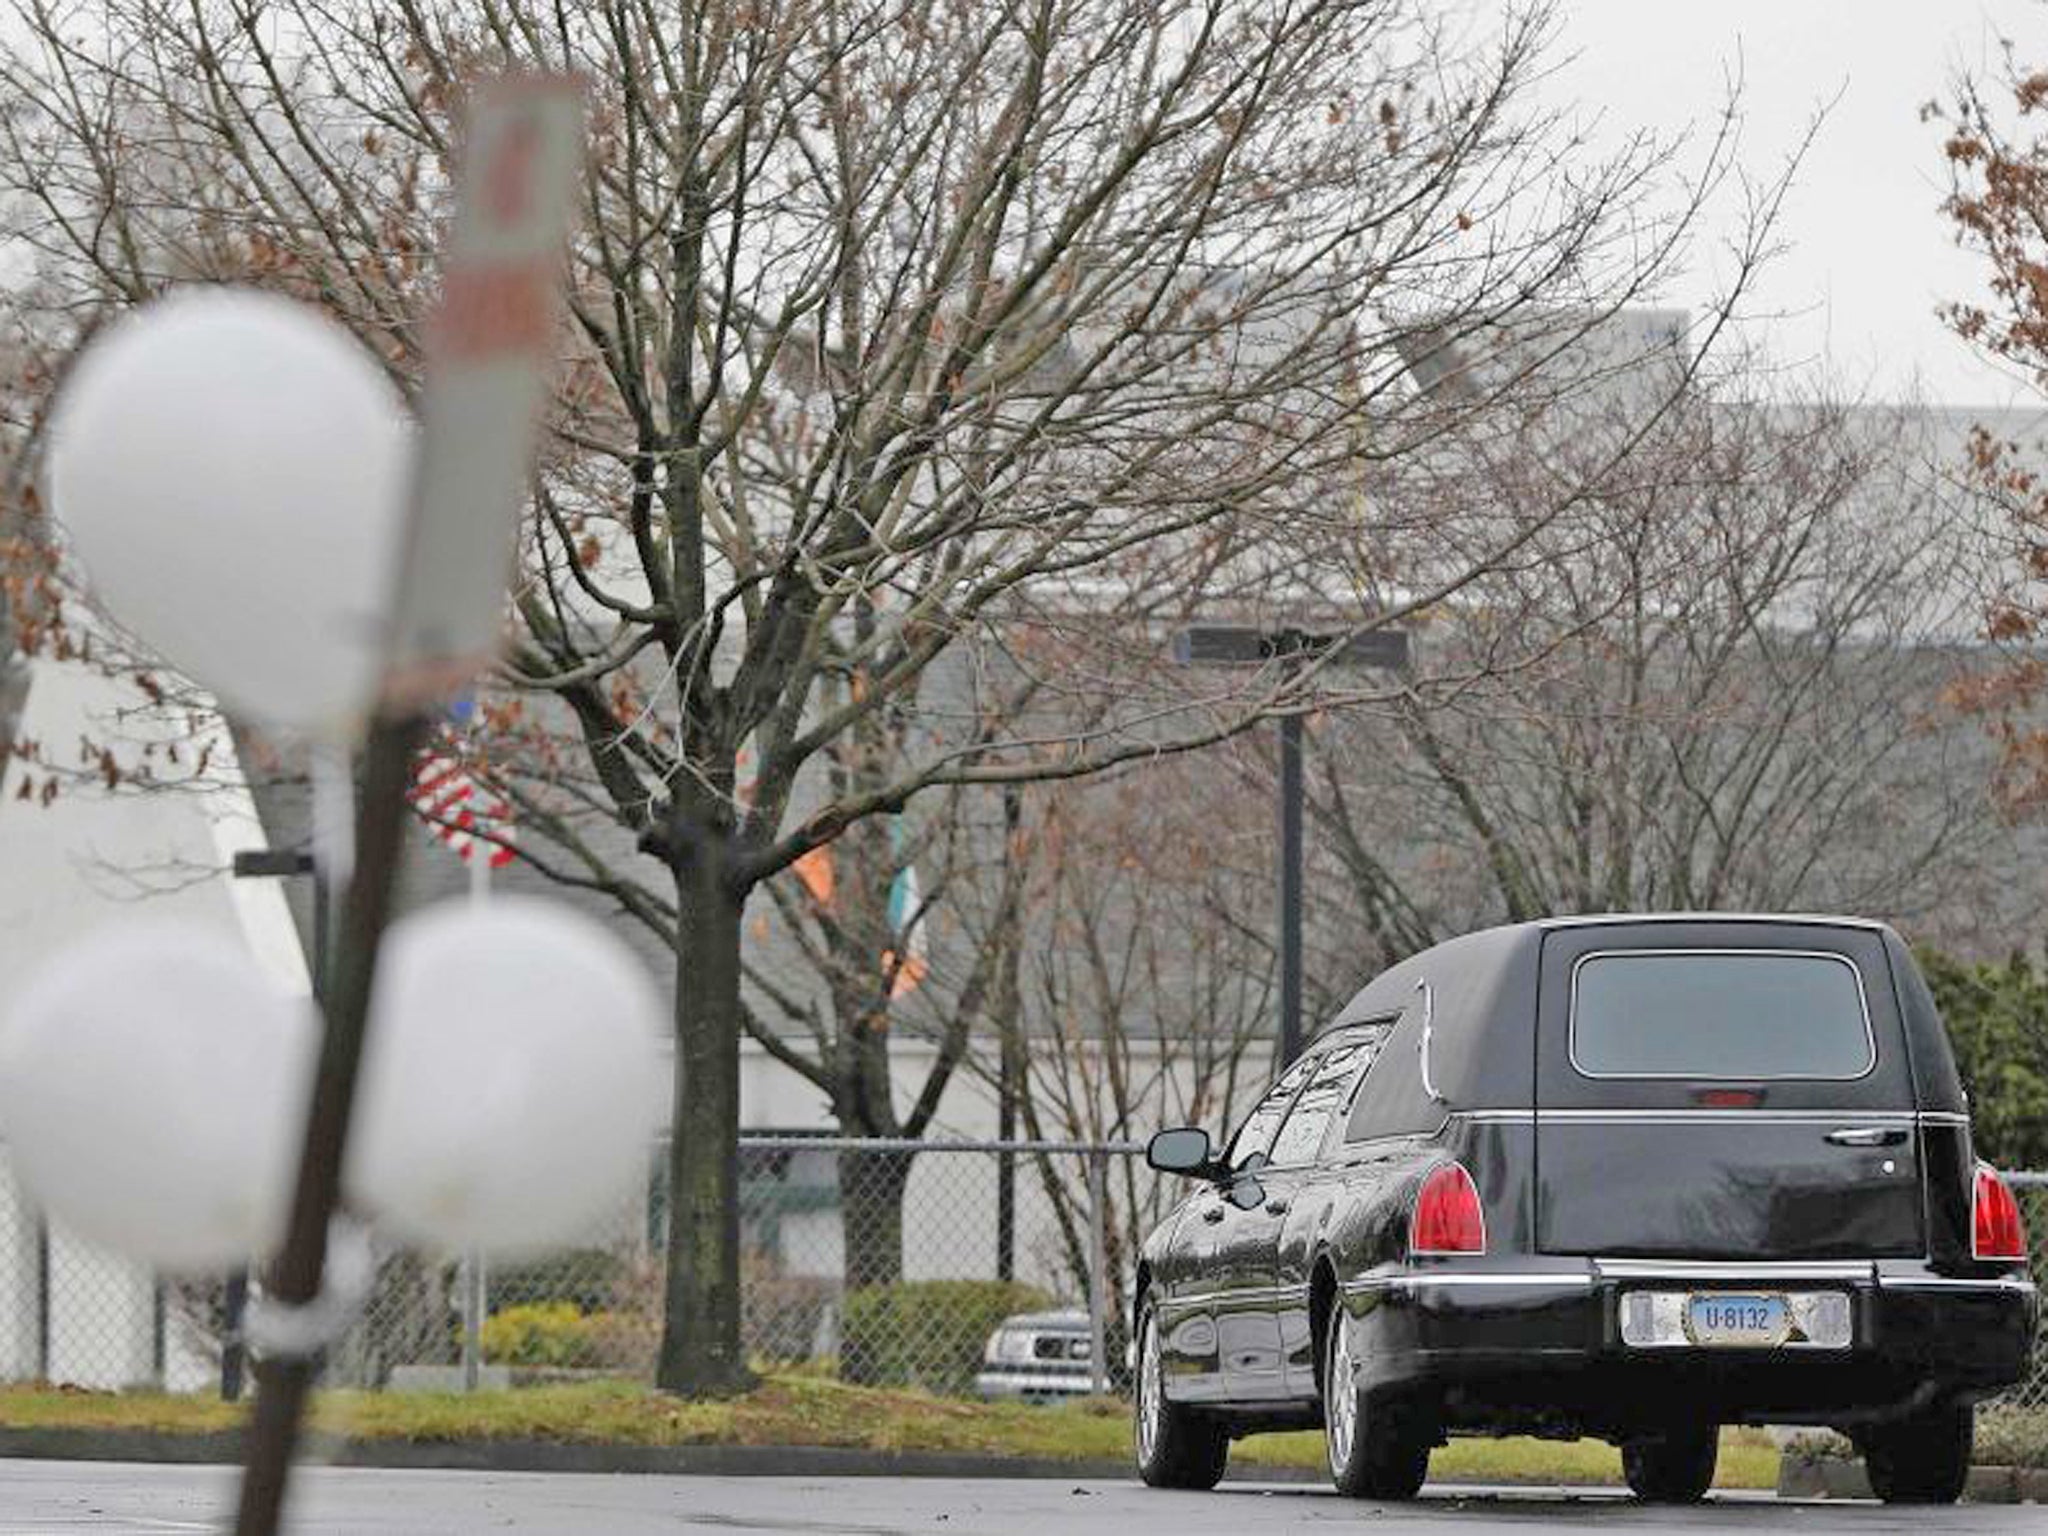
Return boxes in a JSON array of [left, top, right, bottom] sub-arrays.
[[0, 0, 1774, 1393], [1293, 371, 2011, 972], [1926, 34, 2048, 813], [742, 777, 1022, 1382], [952, 762, 1277, 1343]]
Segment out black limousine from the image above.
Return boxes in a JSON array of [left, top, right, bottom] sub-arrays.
[[1133, 915, 2039, 1504]]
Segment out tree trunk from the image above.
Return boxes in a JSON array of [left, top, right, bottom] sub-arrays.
[[837, 1144, 914, 1385], [656, 870, 754, 1397]]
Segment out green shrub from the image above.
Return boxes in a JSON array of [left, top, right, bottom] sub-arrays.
[[839, 1279, 1053, 1396], [480, 1301, 653, 1372], [481, 1303, 587, 1367], [1977, 1407, 2048, 1469], [1917, 948, 2048, 1170]]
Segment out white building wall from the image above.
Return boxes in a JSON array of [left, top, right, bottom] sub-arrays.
[[732, 1033, 1283, 1301], [0, 660, 305, 1391]]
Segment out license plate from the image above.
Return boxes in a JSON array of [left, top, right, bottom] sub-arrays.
[[1685, 1292, 1790, 1348]]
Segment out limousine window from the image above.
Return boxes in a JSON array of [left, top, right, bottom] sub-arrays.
[[1267, 1038, 1373, 1166], [1570, 949, 1876, 1080], [1225, 1053, 1319, 1169]]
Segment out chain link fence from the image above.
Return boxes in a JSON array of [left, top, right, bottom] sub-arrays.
[[0, 1141, 2043, 1411], [0, 1137, 1152, 1399], [1998, 1175, 2048, 1412]]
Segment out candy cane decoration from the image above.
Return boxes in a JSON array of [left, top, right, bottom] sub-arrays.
[[408, 753, 515, 869]]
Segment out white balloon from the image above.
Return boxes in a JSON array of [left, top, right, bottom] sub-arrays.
[[46, 288, 411, 736], [347, 898, 664, 1256], [0, 923, 315, 1272]]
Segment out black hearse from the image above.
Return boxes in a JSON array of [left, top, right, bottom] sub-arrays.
[[1133, 915, 2038, 1503]]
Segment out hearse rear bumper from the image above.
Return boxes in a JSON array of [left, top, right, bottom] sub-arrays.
[[1340, 1262, 2037, 1430]]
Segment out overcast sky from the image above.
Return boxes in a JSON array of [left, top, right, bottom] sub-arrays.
[[1545, 0, 2044, 407], [5, 3, 2043, 408]]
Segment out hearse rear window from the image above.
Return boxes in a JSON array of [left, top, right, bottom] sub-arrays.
[[1570, 949, 1875, 1080]]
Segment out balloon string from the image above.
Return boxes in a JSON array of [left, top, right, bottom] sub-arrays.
[[241, 1217, 376, 1360], [311, 746, 355, 899]]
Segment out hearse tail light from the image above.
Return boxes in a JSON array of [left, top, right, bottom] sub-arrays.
[[1411, 1162, 1487, 1256], [1974, 1164, 2027, 1263], [1693, 1087, 1763, 1109]]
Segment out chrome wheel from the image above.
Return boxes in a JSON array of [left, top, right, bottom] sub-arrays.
[[1136, 1311, 1163, 1466], [1325, 1311, 1358, 1474], [1133, 1300, 1228, 1490]]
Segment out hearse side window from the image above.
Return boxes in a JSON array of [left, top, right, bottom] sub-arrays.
[[1266, 1024, 1394, 1164], [1570, 949, 1876, 1081], [1266, 1041, 1369, 1166], [1224, 1053, 1319, 1170]]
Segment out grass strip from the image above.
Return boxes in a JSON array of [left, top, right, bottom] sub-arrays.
[[0, 1378, 1777, 1487]]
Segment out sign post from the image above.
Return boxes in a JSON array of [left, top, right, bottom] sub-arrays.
[[385, 79, 584, 707], [230, 78, 581, 1536]]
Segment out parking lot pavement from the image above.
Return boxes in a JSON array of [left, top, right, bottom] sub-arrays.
[[0, 1462, 2039, 1535]]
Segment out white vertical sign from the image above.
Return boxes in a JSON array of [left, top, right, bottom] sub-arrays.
[[384, 77, 584, 707]]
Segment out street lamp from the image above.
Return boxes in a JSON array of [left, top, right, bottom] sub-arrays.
[[1170, 624, 1410, 1065]]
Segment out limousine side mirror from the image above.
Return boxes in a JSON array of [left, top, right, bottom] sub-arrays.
[[1146, 1126, 1217, 1178]]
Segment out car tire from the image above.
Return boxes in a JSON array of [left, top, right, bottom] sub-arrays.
[[1621, 1425, 1718, 1503], [1861, 1403, 1972, 1505], [1132, 1300, 1228, 1490], [1323, 1308, 1431, 1500]]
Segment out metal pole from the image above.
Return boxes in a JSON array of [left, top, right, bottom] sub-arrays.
[[151, 1279, 166, 1387], [1278, 710, 1304, 1067], [461, 1251, 484, 1391], [995, 1029, 1018, 1283], [219, 1272, 248, 1402], [233, 711, 427, 1536], [312, 865, 332, 998], [994, 786, 1024, 1283], [33, 1214, 47, 1382], [458, 846, 489, 1391], [1085, 1150, 1109, 1397]]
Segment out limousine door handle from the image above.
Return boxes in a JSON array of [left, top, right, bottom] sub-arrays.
[[1264, 1198, 1290, 1216], [1825, 1126, 1909, 1147], [1200, 1204, 1227, 1224]]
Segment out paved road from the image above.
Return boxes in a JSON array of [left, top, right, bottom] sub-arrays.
[[0, 1462, 2038, 1534]]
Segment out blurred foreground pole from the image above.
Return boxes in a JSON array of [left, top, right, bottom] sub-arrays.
[[223, 850, 328, 1403], [231, 76, 583, 1536], [232, 712, 428, 1533]]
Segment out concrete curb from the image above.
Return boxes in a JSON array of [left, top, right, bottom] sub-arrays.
[[1776, 1454, 2048, 1504], [0, 1428, 1332, 1483]]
